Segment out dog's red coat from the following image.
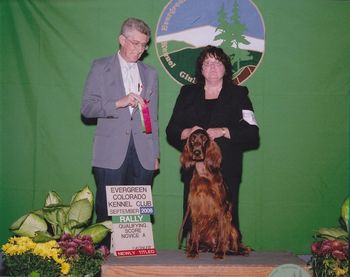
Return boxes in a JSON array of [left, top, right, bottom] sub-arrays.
[[181, 129, 249, 259]]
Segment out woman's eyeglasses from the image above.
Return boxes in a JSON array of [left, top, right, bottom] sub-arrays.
[[202, 61, 223, 68]]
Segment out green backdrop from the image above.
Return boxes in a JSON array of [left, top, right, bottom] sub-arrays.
[[0, 0, 349, 255]]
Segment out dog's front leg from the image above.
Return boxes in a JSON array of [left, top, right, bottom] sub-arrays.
[[187, 226, 199, 258], [214, 217, 228, 259]]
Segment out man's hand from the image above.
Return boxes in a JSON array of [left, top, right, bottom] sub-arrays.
[[115, 93, 144, 109], [154, 159, 160, 170]]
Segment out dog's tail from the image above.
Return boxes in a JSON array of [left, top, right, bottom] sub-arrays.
[[177, 207, 190, 249]]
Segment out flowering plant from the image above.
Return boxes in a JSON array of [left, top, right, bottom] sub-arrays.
[[310, 239, 348, 277], [2, 234, 109, 277], [2, 236, 70, 276], [58, 233, 109, 276], [1, 186, 112, 276], [309, 197, 349, 277]]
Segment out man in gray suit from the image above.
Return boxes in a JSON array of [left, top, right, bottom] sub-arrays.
[[81, 18, 159, 245]]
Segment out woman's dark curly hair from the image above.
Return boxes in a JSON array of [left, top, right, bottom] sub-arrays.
[[195, 45, 233, 85]]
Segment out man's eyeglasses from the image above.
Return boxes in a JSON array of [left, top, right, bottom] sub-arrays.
[[124, 36, 149, 50]]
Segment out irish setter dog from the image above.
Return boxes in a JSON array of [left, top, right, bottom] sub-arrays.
[[180, 129, 249, 259]]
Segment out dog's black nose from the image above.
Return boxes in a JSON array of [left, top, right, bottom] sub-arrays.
[[193, 149, 201, 156]]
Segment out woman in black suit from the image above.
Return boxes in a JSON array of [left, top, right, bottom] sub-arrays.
[[166, 45, 260, 241]]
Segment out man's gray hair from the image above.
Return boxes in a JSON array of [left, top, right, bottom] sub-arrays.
[[120, 18, 151, 37]]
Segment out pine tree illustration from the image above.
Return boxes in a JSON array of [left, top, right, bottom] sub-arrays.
[[229, 0, 252, 73], [214, 3, 231, 52], [213, 1, 253, 75]]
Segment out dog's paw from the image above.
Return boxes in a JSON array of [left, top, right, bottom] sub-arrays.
[[238, 243, 251, 256], [187, 250, 199, 258], [214, 251, 224, 259], [198, 244, 212, 253]]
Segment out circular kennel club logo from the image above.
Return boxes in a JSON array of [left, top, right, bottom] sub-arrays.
[[156, 0, 265, 85]]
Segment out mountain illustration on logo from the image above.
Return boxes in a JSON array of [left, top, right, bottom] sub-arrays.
[[156, 0, 265, 85]]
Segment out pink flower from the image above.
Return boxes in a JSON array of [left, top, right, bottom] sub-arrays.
[[67, 241, 78, 248], [311, 241, 321, 254], [332, 249, 347, 260], [319, 241, 332, 255], [73, 237, 83, 245], [66, 246, 77, 256], [329, 240, 346, 251], [82, 235, 93, 243], [60, 233, 72, 241], [81, 243, 95, 256], [342, 244, 349, 257], [98, 245, 110, 258]]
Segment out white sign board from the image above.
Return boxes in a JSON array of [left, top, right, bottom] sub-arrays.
[[106, 185, 154, 216], [106, 185, 156, 257], [111, 214, 156, 256]]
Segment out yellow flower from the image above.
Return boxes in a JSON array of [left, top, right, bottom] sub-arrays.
[[52, 252, 61, 262], [31, 240, 62, 260], [47, 240, 58, 247], [1, 243, 11, 252], [335, 267, 347, 277], [61, 262, 71, 275], [1, 236, 35, 256], [2, 236, 71, 275]]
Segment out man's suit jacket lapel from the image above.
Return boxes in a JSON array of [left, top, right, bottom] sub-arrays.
[[106, 56, 148, 101], [103, 55, 151, 118], [104, 54, 126, 99], [102, 54, 136, 119]]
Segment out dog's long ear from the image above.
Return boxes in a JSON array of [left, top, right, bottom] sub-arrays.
[[204, 140, 222, 172], [180, 139, 195, 169]]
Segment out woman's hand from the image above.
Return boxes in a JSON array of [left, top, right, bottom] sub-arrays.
[[181, 126, 202, 140], [207, 127, 230, 140]]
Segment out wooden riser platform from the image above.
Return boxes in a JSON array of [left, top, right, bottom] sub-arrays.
[[102, 250, 311, 276]]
